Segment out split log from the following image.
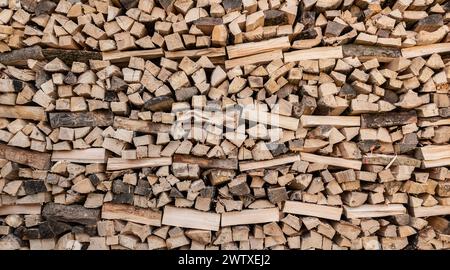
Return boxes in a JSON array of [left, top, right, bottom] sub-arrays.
[[283, 201, 343, 221], [42, 48, 101, 65], [362, 154, 421, 168], [51, 149, 107, 164], [402, 43, 450, 58], [239, 155, 300, 171], [300, 115, 360, 127], [101, 203, 162, 226], [284, 46, 343, 62], [0, 105, 46, 121], [416, 145, 450, 161], [224, 50, 283, 69], [106, 157, 172, 170], [361, 111, 417, 128], [342, 45, 402, 62], [162, 206, 220, 231], [164, 48, 226, 60], [343, 204, 407, 218], [0, 46, 44, 66], [0, 204, 41, 215], [173, 154, 238, 170], [42, 203, 100, 225], [221, 208, 279, 226], [410, 206, 450, 217], [300, 152, 362, 170], [113, 116, 172, 134], [0, 144, 51, 170], [49, 111, 114, 128], [102, 49, 164, 63], [226, 36, 290, 59], [241, 107, 299, 131]]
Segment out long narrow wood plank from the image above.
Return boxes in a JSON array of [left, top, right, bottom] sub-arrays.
[[361, 111, 417, 128], [0, 105, 46, 121], [418, 118, 450, 127], [49, 111, 114, 128], [300, 115, 360, 127], [52, 148, 107, 164], [0, 204, 41, 215], [101, 203, 162, 226], [0, 45, 45, 66], [401, 43, 450, 58], [162, 206, 220, 231], [113, 116, 172, 134], [362, 154, 421, 168], [410, 205, 450, 217], [164, 47, 226, 59], [102, 48, 164, 63], [342, 44, 401, 62], [0, 144, 51, 170], [225, 49, 283, 69], [106, 157, 172, 170], [422, 158, 450, 168], [240, 155, 300, 171], [283, 201, 343, 221], [300, 152, 362, 170], [226, 36, 290, 59], [241, 107, 299, 131], [173, 154, 238, 170], [284, 46, 343, 62], [343, 204, 407, 218], [221, 208, 279, 226], [416, 145, 450, 161]]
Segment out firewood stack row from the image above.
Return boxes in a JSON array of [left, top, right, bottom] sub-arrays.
[[0, 0, 450, 250]]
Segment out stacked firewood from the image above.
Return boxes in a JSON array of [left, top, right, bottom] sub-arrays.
[[0, 0, 450, 250]]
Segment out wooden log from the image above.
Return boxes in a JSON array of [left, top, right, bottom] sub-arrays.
[[300, 115, 360, 127], [162, 206, 220, 231], [0, 105, 46, 121], [221, 208, 279, 226], [362, 154, 421, 168], [410, 206, 450, 217], [102, 49, 164, 63], [0, 144, 51, 170], [0, 45, 44, 66], [224, 50, 283, 69], [226, 36, 291, 59], [0, 204, 41, 215], [361, 111, 417, 128], [42, 203, 100, 225], [113, 116, 172, 134], [422, 158, 450, 168], [239, 155, 300, 172], [102, 203, 162, 226], [283, 201, 343, 221], [284, 46, 343, 62], [49, 111, 114, 128], [300, 152, 362, 170], [416, 145, 450, 161], [402, 43, 450, 58], [42, 48, 101, 65], [343, 204, 407, 218], [52, 149, 107, 164], [164, 48, 226, 60], [106, 157, 172, 170], [342, 45, 402, 62], [241, 107, 299, 131], [173, 154, 238, 170]]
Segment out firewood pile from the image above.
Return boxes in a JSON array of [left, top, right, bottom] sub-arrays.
[[0, 0, 450, 250]]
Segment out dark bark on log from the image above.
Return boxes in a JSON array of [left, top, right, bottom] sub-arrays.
[[48, 111, 114, 128], [0, 144, 51, 170]]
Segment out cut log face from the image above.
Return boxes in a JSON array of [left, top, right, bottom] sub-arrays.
[[0, 0, 448, 251]]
